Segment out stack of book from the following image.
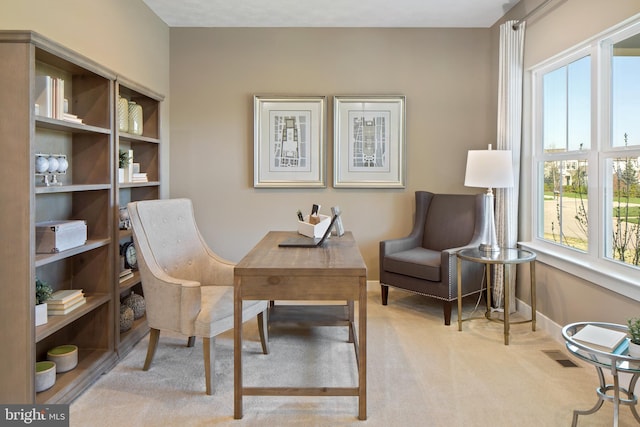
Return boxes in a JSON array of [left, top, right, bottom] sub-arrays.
[[119, 268, 134, 283], [131, 172, 148, 183], [47, 289, 86, 315]]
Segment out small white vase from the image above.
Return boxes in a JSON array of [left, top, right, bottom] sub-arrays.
[[35, 303, 48, 326], [629, 341, 640, 358], [118, 168, 125, 183]]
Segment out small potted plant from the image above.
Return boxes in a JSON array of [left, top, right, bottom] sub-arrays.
[[35, 278, 53, 326], [627, 317, 640, 357], [118, 150, 130, 183]]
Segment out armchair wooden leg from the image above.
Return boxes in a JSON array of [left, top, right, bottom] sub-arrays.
[[143, 328, 160, 371], [203, 337, 215, 395], [187, 336, 196, 347], [381, 284, 389, 305], [443, 301, 452, 326], [257, 310, 269, 355]]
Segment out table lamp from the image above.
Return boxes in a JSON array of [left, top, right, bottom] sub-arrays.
[[464, 144, 514, 253]]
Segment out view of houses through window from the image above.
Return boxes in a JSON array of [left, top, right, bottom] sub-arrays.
[[534, 20, 640, 270]]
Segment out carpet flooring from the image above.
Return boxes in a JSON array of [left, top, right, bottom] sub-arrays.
[[70, 287, 639, 426]]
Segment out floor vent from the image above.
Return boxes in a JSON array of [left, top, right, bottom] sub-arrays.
[[542, 349, 579, 368]]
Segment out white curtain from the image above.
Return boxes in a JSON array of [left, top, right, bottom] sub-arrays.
[[494, 20, 525, 311]]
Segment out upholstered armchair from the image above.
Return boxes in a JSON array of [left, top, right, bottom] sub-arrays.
[[379, 191, 487, 325], [128, 198, 269, 395]]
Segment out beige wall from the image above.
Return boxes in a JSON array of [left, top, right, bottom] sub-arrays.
[[169, 27, 494, 273], [493, 0, 640, 325], [0, 0, 171, 197]]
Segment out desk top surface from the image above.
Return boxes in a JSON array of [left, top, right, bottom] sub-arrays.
[[235, 231, 367, 276]]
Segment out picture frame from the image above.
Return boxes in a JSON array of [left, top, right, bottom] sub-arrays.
[[254, 95, 327, 188], [333, 95, 406, 188]]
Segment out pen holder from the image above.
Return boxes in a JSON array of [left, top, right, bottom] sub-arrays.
[[298, 214, 331, 238], [309, 215, 320, 225]]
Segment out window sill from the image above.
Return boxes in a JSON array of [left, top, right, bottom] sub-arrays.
[[518, 240, 640, 302]]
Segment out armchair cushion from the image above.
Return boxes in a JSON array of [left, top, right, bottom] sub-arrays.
[[383, 247, 441, 282]]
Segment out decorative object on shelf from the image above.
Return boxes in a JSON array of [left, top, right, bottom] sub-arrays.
[[123, 291, 145, 319], [128, 101, 143, 135], [118, 96, 129, 132], [35, 361, 56, 392], [118, 150, 131, 183], [35, 278, 53, 327], [120, 304, 134, 332], [47, 344, 78, 373], [627, 317, 640, 357], [121, 240, 137, 269], [253, 95, 327, 188], [119, 206, 131, 230], [35, 220, 87, 254], [35, 153, 68, 186]]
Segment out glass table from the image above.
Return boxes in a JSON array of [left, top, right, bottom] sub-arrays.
[[562, 322, 640, 427], [456, 247, 536, 345]]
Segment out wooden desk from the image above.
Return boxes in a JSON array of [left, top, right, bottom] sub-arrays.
[[234, 231, 367, 420]]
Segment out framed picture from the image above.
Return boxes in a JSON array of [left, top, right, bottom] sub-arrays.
[[254, 95, 327, 188], [333, 95, 406, 188]]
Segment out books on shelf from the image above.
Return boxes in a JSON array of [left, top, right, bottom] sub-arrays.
[[62, 112, 83, 124], [34, 75, 84, 124], [48, 289, 83, 304], [131, 173, 148, 183], [119, 268, 134, 283], [48, 298, 86, 315], [572, 324, 628, 353], [47, 289, 86, 315]]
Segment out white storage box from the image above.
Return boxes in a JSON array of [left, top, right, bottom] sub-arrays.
[[36, 220, 87, 253], [297, 214, 331, 238]]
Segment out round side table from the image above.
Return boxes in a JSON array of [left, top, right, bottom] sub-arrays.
[[562, 322, 640, 427], [456, 247, 536, 345]]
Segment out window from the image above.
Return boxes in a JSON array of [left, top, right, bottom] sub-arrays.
[[529, 17, 640, 296]]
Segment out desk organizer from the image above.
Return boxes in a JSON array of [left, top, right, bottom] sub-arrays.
[[298, 214, 331, 238]]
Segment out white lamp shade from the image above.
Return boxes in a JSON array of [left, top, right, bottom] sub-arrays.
[[464, 149, 514, 189]]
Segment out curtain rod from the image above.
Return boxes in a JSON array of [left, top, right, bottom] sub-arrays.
[[512, 0, 554, 30]]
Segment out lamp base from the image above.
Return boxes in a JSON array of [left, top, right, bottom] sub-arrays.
[[479, 243, 501, 253]]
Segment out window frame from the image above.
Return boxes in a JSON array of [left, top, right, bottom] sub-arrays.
[[521, 15, 640, 302]]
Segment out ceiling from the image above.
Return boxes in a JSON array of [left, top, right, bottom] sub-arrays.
[[141, 0, 520, 28]]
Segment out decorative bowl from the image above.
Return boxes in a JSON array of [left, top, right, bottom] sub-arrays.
[[35, 361, 56, 392], [47, 344, 78, 373]]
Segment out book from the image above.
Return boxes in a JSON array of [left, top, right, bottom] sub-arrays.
[[48, 297, 86, 315], [62, 113, 83, 124], [47, 293, 85, 308], [47, 289, 84, 304], [572, 324, 628, 353], [34, 75, 53, 118]]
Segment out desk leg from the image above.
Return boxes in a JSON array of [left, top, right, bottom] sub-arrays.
[[358, 276, 367, 420], [530, 261, 536, 331], [233, 276, 243, 419], [348, 300, 355, 343], [503, 264, 510, 346], [457, 257, 463, 331]]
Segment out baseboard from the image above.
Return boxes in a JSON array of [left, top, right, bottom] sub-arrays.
[[514, 298, 565, 345]]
